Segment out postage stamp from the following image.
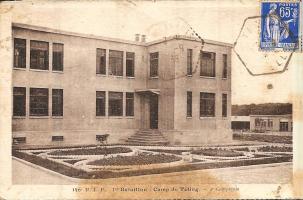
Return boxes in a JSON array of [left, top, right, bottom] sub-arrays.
[[260, 1, 300, 51]]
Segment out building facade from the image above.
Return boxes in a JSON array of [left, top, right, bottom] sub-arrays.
[[12, 23, 232, 146]]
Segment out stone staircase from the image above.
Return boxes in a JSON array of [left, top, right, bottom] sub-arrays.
[[124, 129, 169, 146]]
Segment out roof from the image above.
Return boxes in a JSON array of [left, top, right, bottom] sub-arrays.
[[231, 116, 250, 122], [12, 23, 233, 48], [249, 114, 292, 118]]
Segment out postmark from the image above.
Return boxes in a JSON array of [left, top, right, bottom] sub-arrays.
[[260, 1, 300, 51]]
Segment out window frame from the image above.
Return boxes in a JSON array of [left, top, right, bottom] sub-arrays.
[[126, 92, 134, 116], [186, 91, 192, 117], [14, 38, 26, 69], [150, 52, 159, 78], [96, 91, 106, 116], [13, 87, 26, 117], [109, 50, 123, 76], [30, 40, 49, 71], [200, 51, 216, 77], [96, 48, 106, 75], [52, 43, 64, 72], [187, 49, 193, 76], [200, 92, 216, 117], [222, 93, 227, 117], [108, 91, 123, 116], [126, 52, 135, 78], [29, 88, 49, 117], [222, 54, 227, 79], [52, 89, 63, 117]]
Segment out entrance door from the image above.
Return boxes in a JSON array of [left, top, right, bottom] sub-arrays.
[[150, 95, 158, 129]]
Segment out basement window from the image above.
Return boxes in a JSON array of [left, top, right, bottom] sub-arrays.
[[13, 137, 26, 144], [52, 136, 64, 141]]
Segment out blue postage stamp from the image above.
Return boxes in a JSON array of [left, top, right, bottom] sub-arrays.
[[260, 1, 300, 51]]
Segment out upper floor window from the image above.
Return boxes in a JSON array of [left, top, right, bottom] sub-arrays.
[[13, 87, 26, 116], [52, 43, 64, 71], [187, 91, 192, 117], [30, 40, 49, 70], [108, 92, 123, 116], [109, 50, 123, 76], [126, 52, 135, 77], [96, 48, 106, 75], [200, 92, 215, 117], [126, 92, 134, 116], [200, 51, 215, 77], [14, 38, 26, 69], [150, 52, 159, 77], [222, 54, 227, 78], [96, 91, 106, 116], [52, 89, 63, 116], [30, 88, 49, 116], [222, 93, 227, 117], [187, 49, 193, 76]]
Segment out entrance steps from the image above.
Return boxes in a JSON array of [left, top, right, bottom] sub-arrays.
[[124, 130, 169, 146]]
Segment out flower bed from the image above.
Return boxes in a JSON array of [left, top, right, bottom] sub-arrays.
[[87, 153, 182, 166], [146, 149, 188, 155], [233, 133, 292, 144], [191, 148, 244, 157], [48, 147, 132, 156], [257, 146, 292, 152]]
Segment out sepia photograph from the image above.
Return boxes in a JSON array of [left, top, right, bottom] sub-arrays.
[[0, 0, 302, 199]]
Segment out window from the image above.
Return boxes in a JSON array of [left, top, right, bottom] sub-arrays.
[[268, 119, 273, 129], [52, 43, 64, 71], [187, 49, 193, 76], [150, 52, 159, 77], [52, 89, 63, 116], [222, 54, 227, 78], [280, 122, 288, 131], [30, 88, 49, 116], [13, 87, 26, 116], [255, 118, 261, 127], [14, 38, 26, 68], [96, 48, 106, 75], [200, 51, 215, 77], [126, 52, 135, 77], [187, 91, 192, 117], [30, 40, 49, 70], [222, 93, 227, 117], [126, 92, 134, 116], [96, 91, 106, 116], [200, 92, 215, 117], [13, 137, 26, 144], [109, 92, 123, 116], [109, 50, 123, 76]]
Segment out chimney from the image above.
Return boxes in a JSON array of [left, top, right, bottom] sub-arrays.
[[141, 35, 146, 43], [135, 34, 140, 42]]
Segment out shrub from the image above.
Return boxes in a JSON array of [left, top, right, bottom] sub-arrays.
[[49, 147, 132, 156], [191, 148, 244, 157]]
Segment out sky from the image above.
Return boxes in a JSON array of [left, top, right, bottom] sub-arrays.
[[8, 0, 295, 105]]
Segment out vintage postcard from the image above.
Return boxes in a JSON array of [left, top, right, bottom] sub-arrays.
[[0, 0, 303, 199]]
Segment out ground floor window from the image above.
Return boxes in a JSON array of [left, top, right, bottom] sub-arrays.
[[13, 87, 26, 116], [126, 92, 134, 116], [200, 92, 215, 117], [96, 91, 106, 116], [30, 88, 49, 116], [222, 93, 227, 117], [187, 91, 192, 117], [52, 89, 63, 116], [280, 122, 288, 131], [109, 92, 123, 116]]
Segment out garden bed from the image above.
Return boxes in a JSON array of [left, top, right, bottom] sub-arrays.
[[146, 149, 188, 155], [87, 153, 182, 166], [233, 133, 292, 144], [191, 148, 244, 157], [48, 147, 132, 156], [257, 146, 292, 152]]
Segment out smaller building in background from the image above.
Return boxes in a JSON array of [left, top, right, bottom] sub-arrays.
[[250, 114, 292, 133], [231, 114, 292, 133]]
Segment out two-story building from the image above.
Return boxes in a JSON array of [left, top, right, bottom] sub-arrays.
[[12, 23, 232, 146]]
